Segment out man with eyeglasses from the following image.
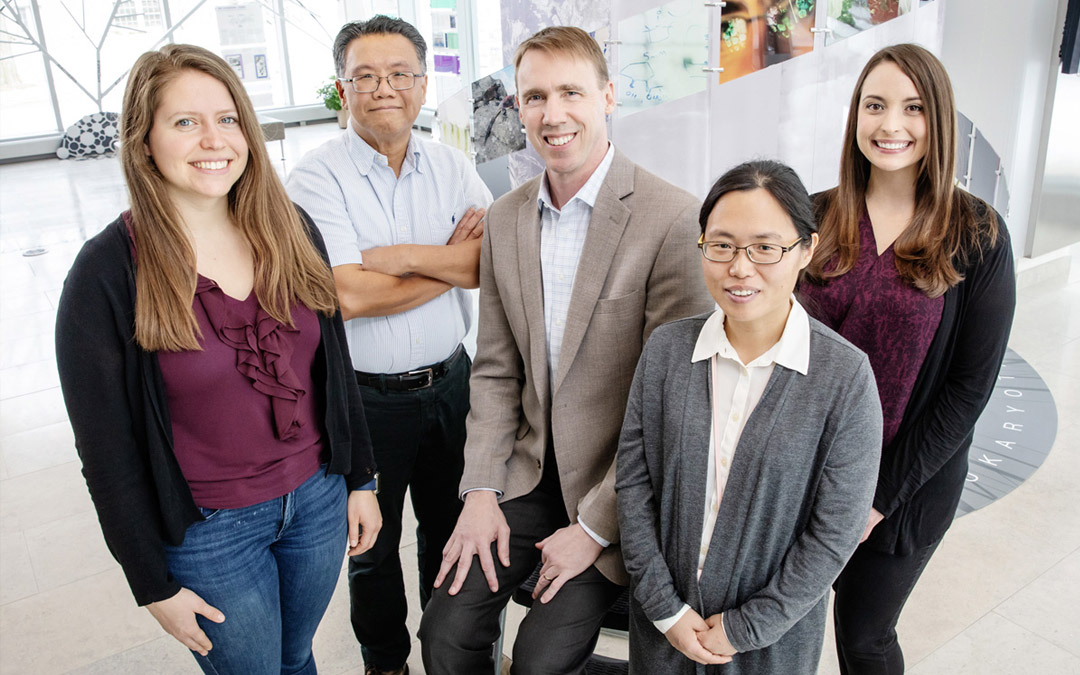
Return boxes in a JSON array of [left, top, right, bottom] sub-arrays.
[[287, 15, 492, 675]]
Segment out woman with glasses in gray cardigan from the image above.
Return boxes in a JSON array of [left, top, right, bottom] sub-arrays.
[[616, 160, 882, 674]]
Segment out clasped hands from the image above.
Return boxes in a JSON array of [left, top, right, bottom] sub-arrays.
[[665, 608, 737, 666], [433, 490, 602, 603]]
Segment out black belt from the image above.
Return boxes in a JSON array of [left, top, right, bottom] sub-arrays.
[[355, 344, 463, 392]]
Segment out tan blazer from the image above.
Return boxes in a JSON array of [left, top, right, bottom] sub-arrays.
[[460, 149, 715, 584]]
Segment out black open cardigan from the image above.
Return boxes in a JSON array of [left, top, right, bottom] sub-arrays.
[[803, 191, 1016, 555], [55, 210, 375, 606]]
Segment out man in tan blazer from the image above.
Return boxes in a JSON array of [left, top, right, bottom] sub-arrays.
[[419, 27, 714, 673]]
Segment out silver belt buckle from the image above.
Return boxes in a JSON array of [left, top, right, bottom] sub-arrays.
[[406, 367, 434, 389]]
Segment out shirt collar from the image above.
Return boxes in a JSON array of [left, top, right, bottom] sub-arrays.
[[346, 122, 423, 176], [691, 296, 811, 375], [537, 142, 615, 214]]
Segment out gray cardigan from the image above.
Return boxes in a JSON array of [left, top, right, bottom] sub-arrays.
[[616, 313, 882, 674]]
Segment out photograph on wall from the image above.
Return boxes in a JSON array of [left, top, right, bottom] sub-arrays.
[[254, 53, 268, 79], [825, 0, 914, 44], [216, 3, 266, 45], [434, 54, 460, 74], [501, 0, 609, 64], [617, 0, 708, 117], [224, 53, 244, 79], [435, 86, 472, 156], [471, 65, 526, 164], [718, 0, 816, 85]]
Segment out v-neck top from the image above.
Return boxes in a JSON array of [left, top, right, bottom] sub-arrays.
[[800, 210, 943, 447], [157, 274, 325, 509]]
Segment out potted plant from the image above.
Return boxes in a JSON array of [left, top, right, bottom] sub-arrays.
[[317, 77, 348, 128]]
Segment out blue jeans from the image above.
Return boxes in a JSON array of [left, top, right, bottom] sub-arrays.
[[164, 467, 347, 675]]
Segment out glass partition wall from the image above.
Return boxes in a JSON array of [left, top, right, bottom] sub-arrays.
[[0, 0, 502, 145]]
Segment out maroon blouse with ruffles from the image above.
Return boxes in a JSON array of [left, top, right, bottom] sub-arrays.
[[800, 211, 944, 448], [157, 275, 325, 509]]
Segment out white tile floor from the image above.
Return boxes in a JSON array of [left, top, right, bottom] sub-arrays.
[[1, 122, 1078, 674]]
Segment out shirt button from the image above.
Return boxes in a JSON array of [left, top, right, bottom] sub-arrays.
[[536, 459, 542, 469], [558, 274, 565, 281], [415, 337, 422, 345], [555, 319, 563, 326], [721, 457, 729, 468]]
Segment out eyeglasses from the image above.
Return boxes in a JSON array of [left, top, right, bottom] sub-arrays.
[[697, 234, 805, 264], [339, 72, 425, 94]]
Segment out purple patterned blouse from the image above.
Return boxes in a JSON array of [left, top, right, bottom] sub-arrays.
[[800, 211, 944, 448], [157, 276, 325, 509]]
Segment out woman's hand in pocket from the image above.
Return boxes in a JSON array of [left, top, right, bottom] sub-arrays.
[[146, 587, 224, 655]]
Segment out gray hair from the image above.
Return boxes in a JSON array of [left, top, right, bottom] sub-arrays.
[[333, 15, 427, 77]]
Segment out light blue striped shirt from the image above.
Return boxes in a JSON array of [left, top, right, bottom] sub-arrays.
[[537, 143, 616, 382], [286, 128, 492, 373]]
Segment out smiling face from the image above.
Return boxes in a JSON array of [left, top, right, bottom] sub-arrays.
[[856, 61, 928, 183], [515, 48, 615, 202], [338, 33, 427, 151], [145, 69, 248, 211], [702, 188, 816, 336]]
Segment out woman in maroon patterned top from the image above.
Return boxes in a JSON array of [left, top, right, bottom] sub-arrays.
[[56, 45, 381, 674], [799, 44, 1015, 674]]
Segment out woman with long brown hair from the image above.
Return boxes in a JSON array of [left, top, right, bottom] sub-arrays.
[[799, 43, 1016, 674], [55, 44, 381, 674]]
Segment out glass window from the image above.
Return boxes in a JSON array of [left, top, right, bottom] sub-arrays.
[[37, 0, 165, 129], [474, 0, 501, 78], [169, 0, 287, 108], [414, 0, 463, 109], [281, 0, 343, 106], [0, 1, 58, 138], [0, 0, 444, 142]]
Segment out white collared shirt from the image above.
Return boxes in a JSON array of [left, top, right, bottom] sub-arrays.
[[286, 127, 492, 373], [537, 143, 616, 383], [465, 144, 616, 547], [653, 298, 811, 634]]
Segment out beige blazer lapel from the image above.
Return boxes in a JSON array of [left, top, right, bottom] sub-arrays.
[[553, 151, 634, 393], [516, 192, 551, 407]]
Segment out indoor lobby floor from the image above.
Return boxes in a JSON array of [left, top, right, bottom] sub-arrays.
[[1, 121, 1078, 674]]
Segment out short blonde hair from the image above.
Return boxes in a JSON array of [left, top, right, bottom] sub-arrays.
[[513, 26, 608, 88]]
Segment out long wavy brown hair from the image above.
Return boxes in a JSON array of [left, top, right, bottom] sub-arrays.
[[120, 44, 338, 352], [805, 43, 997, 297]]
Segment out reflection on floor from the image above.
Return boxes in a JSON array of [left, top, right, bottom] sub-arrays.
[[1, 122, 1079, 674]]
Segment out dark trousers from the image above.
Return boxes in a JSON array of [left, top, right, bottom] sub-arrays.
[[833, 539, 941, 675], [418, 464, 623, 675], [349, 350, 470, 670]]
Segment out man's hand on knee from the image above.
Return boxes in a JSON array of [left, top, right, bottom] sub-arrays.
[[531, 523, 603, 604], [434, 490, 510, 595]]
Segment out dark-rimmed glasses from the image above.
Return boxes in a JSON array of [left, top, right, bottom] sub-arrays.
[[697, 233, 805, 264], [339, 72, 425, 94]]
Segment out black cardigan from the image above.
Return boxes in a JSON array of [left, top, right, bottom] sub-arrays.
[[804, 192, 1016, 555], [55, 211, 375, 606]]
